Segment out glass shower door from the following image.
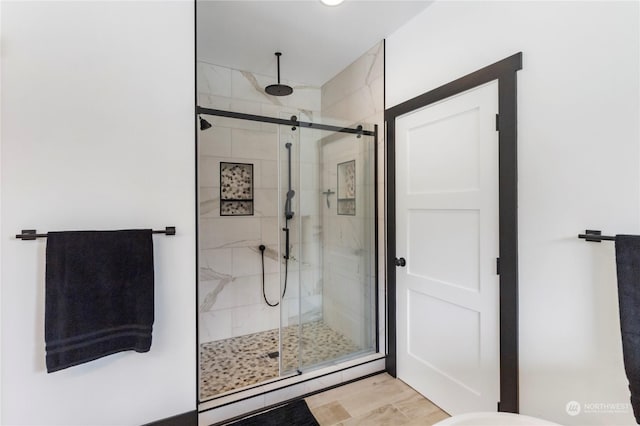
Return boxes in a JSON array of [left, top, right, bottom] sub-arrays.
[[278, 117, 302, 376], [278, 115, 376, 376], [316, 122, 376, 369]]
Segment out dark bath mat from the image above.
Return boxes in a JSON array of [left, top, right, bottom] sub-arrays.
[[226, 399, 319, 426]]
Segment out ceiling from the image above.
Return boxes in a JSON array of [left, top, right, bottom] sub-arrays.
[[196, 0, 433, 87]]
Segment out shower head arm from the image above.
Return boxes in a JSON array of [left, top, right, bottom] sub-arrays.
[[265, 52, 293, 97], [276, 52, 282, 84]]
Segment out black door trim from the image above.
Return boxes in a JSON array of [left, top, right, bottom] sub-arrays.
[[384, 52, 523, 413]]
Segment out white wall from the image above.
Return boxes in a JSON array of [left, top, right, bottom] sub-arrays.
[[387, 1, 639, 425], [1, 2, 196, 425], [0, 2, 3, 422]]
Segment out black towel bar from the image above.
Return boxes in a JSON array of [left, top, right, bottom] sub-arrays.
[[578, 229, 615, 242], [16, 226, 176, 240]]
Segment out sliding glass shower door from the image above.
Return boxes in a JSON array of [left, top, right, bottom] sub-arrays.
[[278, 117, 376, 376], [197, 110, 376, 401]]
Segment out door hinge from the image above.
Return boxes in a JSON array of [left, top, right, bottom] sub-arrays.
[[495, 114, 500, 131], [496, 258, 501, 275]]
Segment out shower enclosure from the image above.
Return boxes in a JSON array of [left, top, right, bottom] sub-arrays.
[[197, 107, 377, 401]]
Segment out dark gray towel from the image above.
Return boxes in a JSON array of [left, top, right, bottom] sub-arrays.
[[45, 230, 154, 373], [616, 234, 640, 423]]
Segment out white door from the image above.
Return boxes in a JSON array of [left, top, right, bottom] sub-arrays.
[[395, 81, 500, 415]]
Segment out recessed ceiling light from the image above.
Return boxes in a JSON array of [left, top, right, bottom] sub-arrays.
[[320, 0, 345, 6]]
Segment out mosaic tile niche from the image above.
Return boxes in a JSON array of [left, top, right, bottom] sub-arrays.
[[220, 162, 253, 216], [337, 160, 356, 216]]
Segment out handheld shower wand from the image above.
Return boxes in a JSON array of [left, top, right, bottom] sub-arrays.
[[283, 142, 295, 263], [262, 141, 296, 307], [284, 142, 295, 220]]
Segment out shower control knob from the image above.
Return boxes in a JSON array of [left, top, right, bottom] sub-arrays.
[[395, 257, 406, 267]]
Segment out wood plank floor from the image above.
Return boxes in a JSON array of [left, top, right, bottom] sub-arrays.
[[305, 373, 450, 425]]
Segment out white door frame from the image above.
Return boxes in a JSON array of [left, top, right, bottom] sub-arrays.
[[385, 52, 523, 413]]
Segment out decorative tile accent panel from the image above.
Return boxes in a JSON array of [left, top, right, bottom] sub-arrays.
[[337, 199, 356, 216], [337, 160, 356, 216], [220, 162, 254, 216]]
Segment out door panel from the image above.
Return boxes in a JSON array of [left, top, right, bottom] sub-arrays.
[[408, 209, 479, 291], [408, 292, 481, 391], [407, 108, 480, 194], [396, 81, 499, 415]]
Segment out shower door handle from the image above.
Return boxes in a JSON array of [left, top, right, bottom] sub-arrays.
[[395, 257, 406, 267]]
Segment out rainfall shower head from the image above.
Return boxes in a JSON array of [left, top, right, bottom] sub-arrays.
[[265, 52, 293, 97]]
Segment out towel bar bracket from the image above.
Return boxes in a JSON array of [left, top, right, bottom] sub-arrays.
[[19, 229, 40, 240], [584, 229, 602, 243], [155, 226, 176, 236], [578, 229, 616, 242]]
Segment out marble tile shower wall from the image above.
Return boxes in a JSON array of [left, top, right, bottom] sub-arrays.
[[198, 61, 322, 343], [321, 137, 374, 349], [320, 41, 384, 348]]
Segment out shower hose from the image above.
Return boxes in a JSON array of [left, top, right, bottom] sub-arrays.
[[259, 243, 288, 307]]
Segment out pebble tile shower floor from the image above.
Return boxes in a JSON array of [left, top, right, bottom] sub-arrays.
[[199, 320, 361, 400]]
